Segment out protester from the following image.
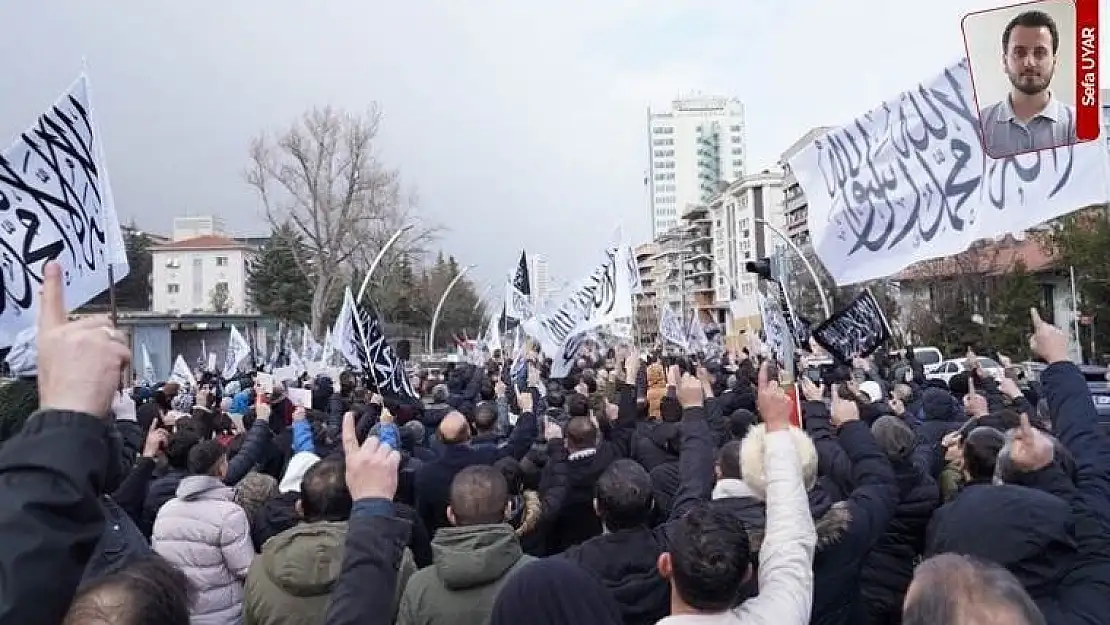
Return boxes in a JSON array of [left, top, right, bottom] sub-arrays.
[[11, 250, 1110, 625]]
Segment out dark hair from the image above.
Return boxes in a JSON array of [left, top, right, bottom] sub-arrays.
[[186, 440, 226, 476], [565, 416, 598, 452], [717, 440, 743, 480], [566, 393, 590, 418], [728, 409, 756, 441], [546, 387, 565, 409], [65, 554, 193, 625], [595, 459, 653, 530], [474, 402, 498, 433], [479, 379, 496, 402], [666, 503, 751, 612], [963, 427, 1006, 481], [494, 456, 524, 494], [660, 395, 682, 423], [1002, 10, 1059, 54], [450, 465, 510, 526], [299, 457, 352, 522], [165, 429, 201, 471], [904, 554, 1045, 625], [432, 384, 450, 404]]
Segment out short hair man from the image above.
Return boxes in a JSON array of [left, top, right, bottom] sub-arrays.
[[244, 457, 415, 625], [904, 553, 1045, 625], [398, 466, 533, 625], [979, 10, 1077, 157]]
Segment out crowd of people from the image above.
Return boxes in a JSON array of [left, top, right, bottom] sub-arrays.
[[1, 262, 1109, 625]]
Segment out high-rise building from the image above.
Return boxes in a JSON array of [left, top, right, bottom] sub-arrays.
[[706, 170, 786, 333], [530, 254, 552, 308], [779, 127, 833, 249], [647, 96, 746, 237]]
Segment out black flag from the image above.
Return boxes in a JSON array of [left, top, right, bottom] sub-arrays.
[[501, 250, 531, 332], [352, 300, 419, 401], [811, 289, 892, 365]]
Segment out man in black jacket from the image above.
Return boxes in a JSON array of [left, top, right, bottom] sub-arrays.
[[0, 261, 137, 625], [414, 391, 538, 535]]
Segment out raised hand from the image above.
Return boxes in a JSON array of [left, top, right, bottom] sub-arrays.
[[37, 262, 131, 418]]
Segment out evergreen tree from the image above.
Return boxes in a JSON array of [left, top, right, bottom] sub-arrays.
[[83, 226, 154, 312], [1043, 205, 1110, 360], [988, 261, 1040, 359], [246, 223, 312, 324]]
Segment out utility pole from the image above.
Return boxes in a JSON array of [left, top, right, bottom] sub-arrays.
[[746, 250, 800, 426]]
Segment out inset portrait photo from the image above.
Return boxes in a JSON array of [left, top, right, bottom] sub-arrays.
[[963, 0, 1080, 158]]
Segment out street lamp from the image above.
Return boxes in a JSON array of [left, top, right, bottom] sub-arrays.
[[428, 265, 476, 355], [356, 224, 416, 304], [754, 218, 831, 319]]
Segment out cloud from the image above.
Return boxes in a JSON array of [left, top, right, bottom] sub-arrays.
[[0, 0, 1103, 300]]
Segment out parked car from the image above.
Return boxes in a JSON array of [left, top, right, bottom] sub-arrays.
[[927, 357, 1005, 384], [892, 347, 945, 372], [1018, 362, 1110, 427]]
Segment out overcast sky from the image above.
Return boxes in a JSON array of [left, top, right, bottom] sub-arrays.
[[0, 0, 1105, 294]]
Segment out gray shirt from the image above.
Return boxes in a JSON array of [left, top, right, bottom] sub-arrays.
[[979, 94, 1077, 158]]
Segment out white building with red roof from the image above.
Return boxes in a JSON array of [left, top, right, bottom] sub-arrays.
[[150, 217, 257, 315]]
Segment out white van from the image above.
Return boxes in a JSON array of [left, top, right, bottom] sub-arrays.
[[894, 347, 945, 371]]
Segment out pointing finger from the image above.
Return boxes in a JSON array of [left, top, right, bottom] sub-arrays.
[[757, 361, 770, 390], [341, 411, 358, 457], [38, 262, 66, 333], [1030, 308, 1044, 327], [1019, 412, 1035, 437]]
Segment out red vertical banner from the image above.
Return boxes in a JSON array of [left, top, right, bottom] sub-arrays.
[[785, 384, 801, 428], [1075, 0, 1100, 141]]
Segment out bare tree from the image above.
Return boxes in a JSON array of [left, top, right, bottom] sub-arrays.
[[247, 105, 434, 335]]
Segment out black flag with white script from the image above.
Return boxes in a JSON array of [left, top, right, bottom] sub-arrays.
[[810, 289, 892, 365]]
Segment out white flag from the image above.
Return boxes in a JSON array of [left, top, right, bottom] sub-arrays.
[[140, 343, 155, 384], [289, 348, 307, 376], [758, 290, 793, 367], [524, 244, 635, 360], [222, 326, 251, 378], [170, 354, 196, 388], [789, 58, 1110, 286], [320, 326, 334, 365], [0, 74, 129, 348], [483, 313, 502, 355], [659, 307, 689, 351]]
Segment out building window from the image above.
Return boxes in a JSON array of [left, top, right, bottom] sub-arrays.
[[730, 125, 741, 132], [732, 159, 743, 167], [167, 283, 180, 294], [164, 257, 181, 269], [653, 126, 674, 134], [192, 257, 204, 303], [215, 256, 229, 267], [732, 136, 743, 144], [653, 138, 674, 146]]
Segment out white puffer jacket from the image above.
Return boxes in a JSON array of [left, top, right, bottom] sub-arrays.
[[153, 475, 254, 625]]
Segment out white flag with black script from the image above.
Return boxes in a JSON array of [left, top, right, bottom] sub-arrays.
[[222, 326, 251, 378], [524, 244, 635, 359], [0, 74, 128, 348], [659, 307, 689, 352], [789, 58, 1110, 286], [171, 354, 196, 388], [758, 289, 792, 368]]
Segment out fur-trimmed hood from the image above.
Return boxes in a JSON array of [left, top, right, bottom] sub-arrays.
[[509, 490, 542, 538], [714, 483, 852, 552]]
